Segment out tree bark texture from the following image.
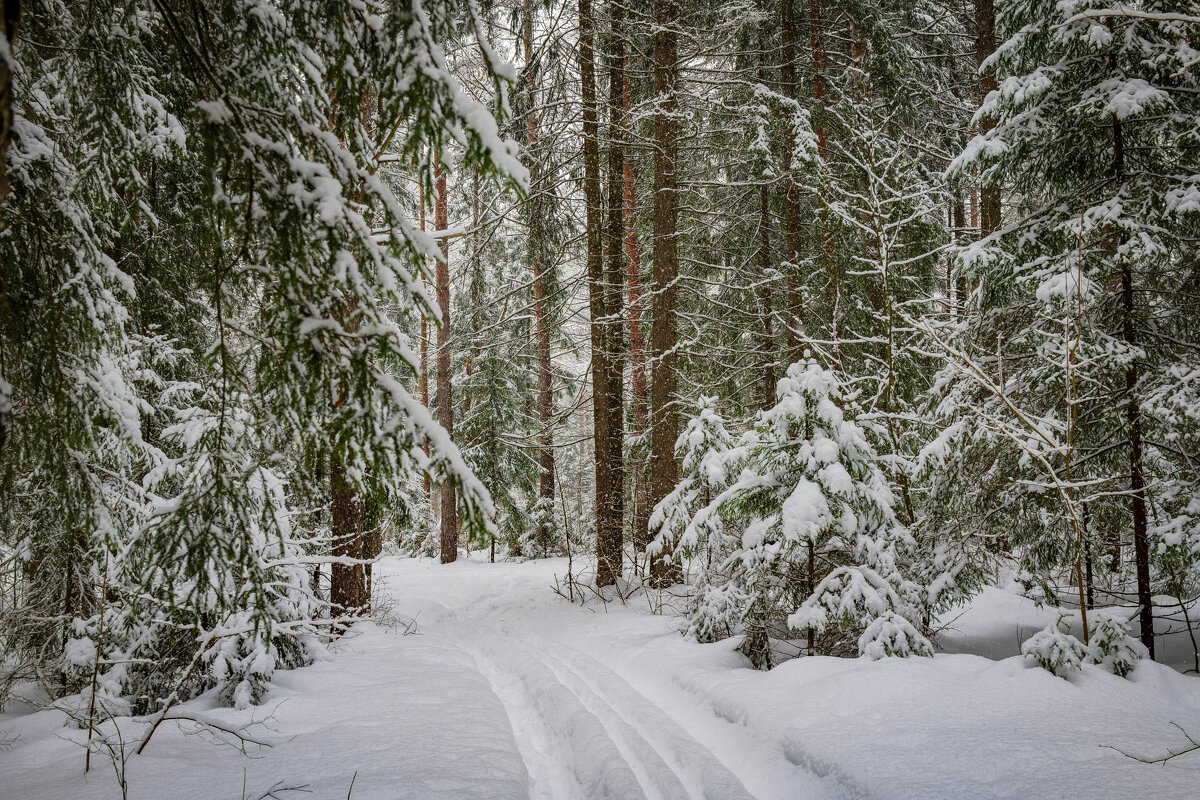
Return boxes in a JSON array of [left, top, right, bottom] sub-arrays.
[[599, 0, 627, 583], [524, 0, 557, 510], [757, 8, 777, 408], [0, 0, 18, 209], [419, 180, 432, 498], [624, 69, 651, 552], [1108, 110, 1153, 658], [604, 0, 624, 563], [435, 153, 458, 563], [649, 0, 681, 587], [330, 444, 367, 618], [975, 0, 1000, 237], [579, 0, 622, 587]]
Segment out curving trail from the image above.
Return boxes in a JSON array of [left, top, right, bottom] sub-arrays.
[[388, 556, 850, 800]]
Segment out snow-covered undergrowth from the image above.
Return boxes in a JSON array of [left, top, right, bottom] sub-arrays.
[[2, 557, 1198, 799]]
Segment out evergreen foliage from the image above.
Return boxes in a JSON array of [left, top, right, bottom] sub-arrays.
[[1022, 619, 1086, 677], [1, 0, 520, 710]]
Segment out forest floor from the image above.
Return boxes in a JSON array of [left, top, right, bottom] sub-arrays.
[[3, 555, 1200, 800]]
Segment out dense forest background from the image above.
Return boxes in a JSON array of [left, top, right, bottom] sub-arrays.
[[1, 0, 1199, 721]]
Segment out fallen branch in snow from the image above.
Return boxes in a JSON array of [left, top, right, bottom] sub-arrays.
[[1104, 722, 1200, 765], [242, 775, 312, 800], [159, 708, 288, 754]]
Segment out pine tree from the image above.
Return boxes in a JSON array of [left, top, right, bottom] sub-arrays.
[[676, 361, 931, 668], [949, 0, 1200, 655], [1, 0, 521, 710]]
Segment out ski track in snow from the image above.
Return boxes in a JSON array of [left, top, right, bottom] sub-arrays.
[[6, 556, 1198, 800], [406, 562, 841, 800]]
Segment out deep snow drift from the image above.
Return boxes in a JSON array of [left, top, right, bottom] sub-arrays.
[[2, 555, 1199, 799]]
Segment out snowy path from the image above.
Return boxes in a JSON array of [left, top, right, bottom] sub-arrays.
[[386, 559, 842, 800], [4, 555, 1200, 800]]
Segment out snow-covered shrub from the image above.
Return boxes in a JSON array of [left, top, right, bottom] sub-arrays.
[[684, 577, 747, 644], [398, 499, 439, 558], [650, 396, 735, 564], [673, 361, 931, 667], [650, 398, 748, 640], [521, 496, 558, 558], [858, 611, 934, 660], [1021, 621, 1085, 677], [212, 627, 281, 710], [790, 567, 932, 659], [1086, 613, 1148, 678]]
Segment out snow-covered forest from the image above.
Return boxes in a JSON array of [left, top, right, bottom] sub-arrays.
[[1, 0, 1199, 797]]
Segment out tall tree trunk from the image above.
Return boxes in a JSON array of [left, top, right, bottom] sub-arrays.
[[975, 0, 1000, 238], [756, 182, 775, 411], [648, 0, 680, 587], [624, 70, 651, 553], [0, 0, 16, 454], [330, 95, 373, 618], [1124, 261, 1152, 657], [434, 153, 457, 563], [953, 187, 967, 313], [579, 0, 621, 586], [779, 0, 801, 366], [599, 0, 627, 582], [331, 431, 366, 619], [1110, 113, 1153, 658], [809, 0, 838, 368], [419, 179, 431, 498], [757, 7, 777, 408], [524, 0, 556, 520], [0, 0, 18, 210]]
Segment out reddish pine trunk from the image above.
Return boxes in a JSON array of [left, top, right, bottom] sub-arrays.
[[434, 154, 457, 563], [649, 0, 681, 587]]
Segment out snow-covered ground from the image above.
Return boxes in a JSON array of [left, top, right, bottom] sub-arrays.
[[3, 555, 1199, 799]]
